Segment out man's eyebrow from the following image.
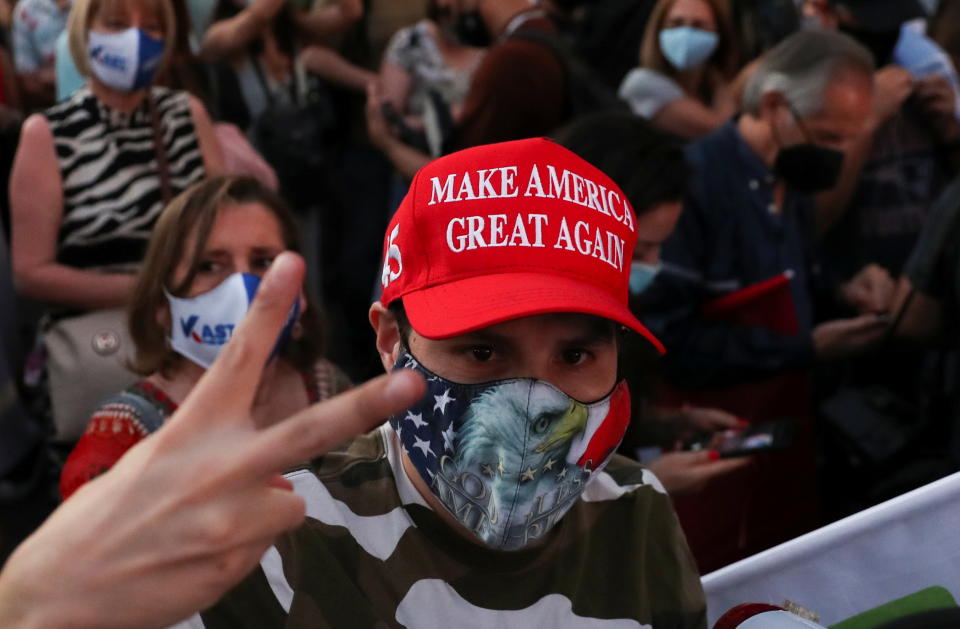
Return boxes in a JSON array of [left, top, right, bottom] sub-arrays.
[[454, 329, 512, 345], [452, 319, 615, 345], [564, 327, 616, 346]]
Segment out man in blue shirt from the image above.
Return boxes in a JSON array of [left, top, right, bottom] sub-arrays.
[[637, 29, 892, 569], [640, 29, 888, 388]]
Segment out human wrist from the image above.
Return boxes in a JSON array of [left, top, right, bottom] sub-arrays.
[[0, 568, 68, 629]]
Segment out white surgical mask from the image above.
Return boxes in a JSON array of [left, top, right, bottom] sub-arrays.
[[629, 260, 662, 296], [166, 273, 299, 369], [88, 27, 164, 92]]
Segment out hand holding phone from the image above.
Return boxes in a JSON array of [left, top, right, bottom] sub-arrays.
[[688, 419, 795, 458]]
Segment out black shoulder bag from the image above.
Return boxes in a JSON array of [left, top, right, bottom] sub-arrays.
[[248, 56, 334, 209], [819, 290, 920, 466]]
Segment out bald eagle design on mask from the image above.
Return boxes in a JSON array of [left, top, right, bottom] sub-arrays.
[[389, 352, 631, 551]]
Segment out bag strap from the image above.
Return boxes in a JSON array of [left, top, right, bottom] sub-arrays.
[[251, 55, 277, 106], [147, 92, 173, 204], [251, 53, 304, 106]]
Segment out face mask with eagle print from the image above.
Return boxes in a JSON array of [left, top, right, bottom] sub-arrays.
[[389, 351, 631, 551]]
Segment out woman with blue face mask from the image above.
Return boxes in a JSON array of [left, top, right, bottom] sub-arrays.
[[618, 0, 742, 140], [59, 176, 352, 499], [9, 0, 226, 444]]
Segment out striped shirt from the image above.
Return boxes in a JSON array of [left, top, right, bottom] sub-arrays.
[[44, 86, 205, 270], [186, 425, 706, 629]]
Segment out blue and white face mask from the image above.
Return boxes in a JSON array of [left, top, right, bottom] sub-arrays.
[[88, 27, 164, 92], [659, 26, 719, 71], [389, 351, 632, 551], [629, 260, 663, 296], [165, 273, 299, 369]]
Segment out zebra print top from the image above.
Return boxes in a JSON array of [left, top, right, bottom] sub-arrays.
[[44, 86, 206, 270]]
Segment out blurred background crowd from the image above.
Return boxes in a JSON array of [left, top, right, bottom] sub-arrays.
[[2, 0, 960, 578]]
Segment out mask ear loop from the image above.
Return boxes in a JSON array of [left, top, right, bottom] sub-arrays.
[[770, 99, 814, 151], [786, 101, 817, 144]]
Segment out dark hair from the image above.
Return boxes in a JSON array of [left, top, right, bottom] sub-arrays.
[[213, 0, 299, 58], [553, 111, 690, 215], [388, 300, 412, 346], [129, 175, 325, 376]]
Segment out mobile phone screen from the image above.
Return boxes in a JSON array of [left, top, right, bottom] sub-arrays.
[[695, 420, 795, 458]]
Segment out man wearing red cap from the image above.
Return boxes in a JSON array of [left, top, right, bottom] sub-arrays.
[[194, 138, 706, 628]]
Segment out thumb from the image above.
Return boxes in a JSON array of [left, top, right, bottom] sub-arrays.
[[852, 313, 890, 331], [366, 81, 381, 103]]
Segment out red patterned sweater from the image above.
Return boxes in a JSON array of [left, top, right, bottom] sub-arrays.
[[59, 359, 351, 498]]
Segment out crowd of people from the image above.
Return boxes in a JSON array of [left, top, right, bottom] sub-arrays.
[[1, 0, 960, 626]]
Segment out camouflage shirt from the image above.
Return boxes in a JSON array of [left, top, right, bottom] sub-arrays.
[[194, 426, 706, 629]]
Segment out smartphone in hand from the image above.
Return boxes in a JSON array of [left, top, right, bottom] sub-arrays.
[[689, 419, 796, 458]]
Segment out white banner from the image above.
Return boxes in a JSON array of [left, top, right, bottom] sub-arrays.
[[703, 470, 960, 627]]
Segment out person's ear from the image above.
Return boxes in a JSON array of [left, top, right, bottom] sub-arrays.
[[369, 301, 402, 373], [156, 302, 171, 332], [759, 90, 787, 123]]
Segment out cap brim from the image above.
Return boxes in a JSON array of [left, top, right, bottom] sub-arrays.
[[401, 272, 666, 354]]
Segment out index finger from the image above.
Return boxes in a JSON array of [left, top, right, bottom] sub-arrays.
[[701, 456, 751, 479], [366, 81, 382, 105], [174, 252, 306, 424], [688, 407, 740, 430], [247, 368, 426, 477]]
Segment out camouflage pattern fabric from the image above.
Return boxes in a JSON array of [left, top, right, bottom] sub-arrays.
[[198, 426, 707, 629]]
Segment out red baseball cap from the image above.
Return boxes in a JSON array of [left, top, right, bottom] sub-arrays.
[[379, 138, 665, 353]]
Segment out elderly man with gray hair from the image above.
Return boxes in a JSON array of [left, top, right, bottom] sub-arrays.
[[636, 28, 894, 570]]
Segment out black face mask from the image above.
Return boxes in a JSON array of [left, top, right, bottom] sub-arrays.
[[774, 144, 845, 192], [772, 105, 846, 193], [454, 9, 492, 47], [839, 24, 901, 67]]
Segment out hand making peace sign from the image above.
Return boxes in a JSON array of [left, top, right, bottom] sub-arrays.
[[0, 253, 425, 629]]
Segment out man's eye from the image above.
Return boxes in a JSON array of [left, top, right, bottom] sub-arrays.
[[470, 347, 493, 361], [561, 349, 586, 365]]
